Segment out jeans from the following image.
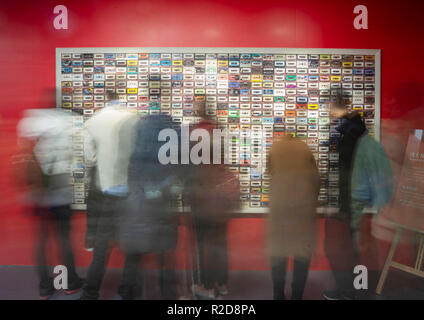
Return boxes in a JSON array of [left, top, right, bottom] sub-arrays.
[[271, 256, 311, 300], [81, 195, 124, 300], [35, 205, 80, 295]]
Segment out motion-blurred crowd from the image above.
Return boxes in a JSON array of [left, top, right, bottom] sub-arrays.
[[14, 88, 398, 300]]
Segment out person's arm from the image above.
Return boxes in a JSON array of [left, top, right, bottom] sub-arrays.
[[83, 126, 97, 170]]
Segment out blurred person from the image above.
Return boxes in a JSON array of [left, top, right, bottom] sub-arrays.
[[84, 164, 100, 252], [267, 135, 320, 300], [184, 117, 240, 299], [330, 91, 367, 218], [349, 125, 394, 298], [84, 104, 138, 252], [80, 92, 137, 300], [350, 127, 394, 233], [323, 90, 366, 300], [117, 114, 184, 300], [372, 86, 423, 246], [370, 121, 405, 247], [16, 95, 83, 299], [323, 90, 393, 300]]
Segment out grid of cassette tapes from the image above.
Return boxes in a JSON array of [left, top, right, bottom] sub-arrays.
[[59, 51, 377, 209]]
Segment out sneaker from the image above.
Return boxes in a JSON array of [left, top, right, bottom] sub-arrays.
[[39, 290, 55, 300], [324, 290, 357, 300], [193, 284, 216, 299], [178, 295, 196, 300], [215, 284, 228, 296], [323, 290, 344, 300], [39, 279, 56, 300], [39, 286, 56, 300], [64, 278, 84, 295], [341, 290, 357, 300]]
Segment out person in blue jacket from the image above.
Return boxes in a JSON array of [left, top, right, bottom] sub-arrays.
[[324, 90, 393, 300]]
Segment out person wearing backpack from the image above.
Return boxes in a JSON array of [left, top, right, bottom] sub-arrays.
[[16, 105, 83, 299], [117, 114, 184, 300]]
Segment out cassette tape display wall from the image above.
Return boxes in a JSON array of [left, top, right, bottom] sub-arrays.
[[56, 48, 381, 213]]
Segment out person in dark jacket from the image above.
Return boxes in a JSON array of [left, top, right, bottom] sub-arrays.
[[323, 90, 367, 300], [183, 117, 241, 300], [117, 114, 184, 300]]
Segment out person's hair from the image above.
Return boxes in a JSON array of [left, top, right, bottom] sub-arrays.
[[331, 88, 349, 110], [106, 91, 119, 101]]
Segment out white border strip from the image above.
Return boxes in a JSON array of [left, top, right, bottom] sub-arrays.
[[56, 47, 381, 54]]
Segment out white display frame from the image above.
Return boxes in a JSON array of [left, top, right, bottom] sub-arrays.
[[56, 47, 381, 214]]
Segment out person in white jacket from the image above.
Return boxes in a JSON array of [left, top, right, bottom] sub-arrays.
[[17, 101, 83, 299], [80, 92, 138, 300]]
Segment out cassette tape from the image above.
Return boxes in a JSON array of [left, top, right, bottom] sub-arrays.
[[307, 145, 318, 153], [250, 181, 262, 187], [328, 174, 339, 182], [261, 180, 271, 188], [250, 201, 261, 208], [240, 181, 250, 188], [318, 195, 328, 202], [240, 195, 250, 201]]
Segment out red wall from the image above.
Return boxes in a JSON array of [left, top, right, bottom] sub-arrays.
[[0, 0, 423, 270]]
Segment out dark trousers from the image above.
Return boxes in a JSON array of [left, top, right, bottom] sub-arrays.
[[81, 195, 123, 300], [85, 189, 103, 247], [324, 202, 378, 295], [192, 216, 228, 289], [118, 252, 177, 300], [35, 205, 80, 295], [271, 256, 311, 300], [324, 217, 358, 293]]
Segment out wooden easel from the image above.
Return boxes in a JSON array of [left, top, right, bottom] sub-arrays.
[[376, 223, 424, 295]]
